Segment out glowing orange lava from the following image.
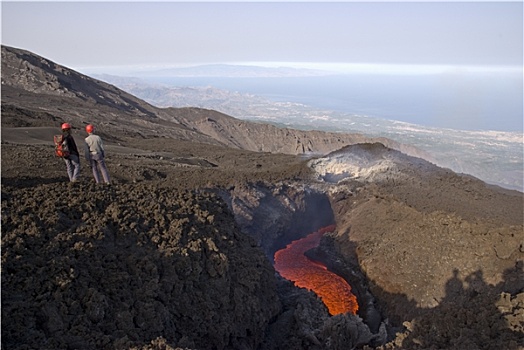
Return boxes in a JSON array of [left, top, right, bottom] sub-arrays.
[[274, 225, 359, 315]]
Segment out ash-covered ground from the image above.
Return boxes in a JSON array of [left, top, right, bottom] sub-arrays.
[[2, 130, 523, 349]]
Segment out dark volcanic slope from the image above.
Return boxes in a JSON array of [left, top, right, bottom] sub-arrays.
[[1, 45, 219, 146]]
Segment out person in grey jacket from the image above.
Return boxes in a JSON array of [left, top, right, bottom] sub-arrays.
[[84, 124, 111, 184]]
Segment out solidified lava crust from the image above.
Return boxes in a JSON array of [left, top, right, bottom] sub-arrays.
[[274, 225, 359, 315]]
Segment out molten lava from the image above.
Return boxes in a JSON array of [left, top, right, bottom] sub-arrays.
[[274, 225, 359, 315]]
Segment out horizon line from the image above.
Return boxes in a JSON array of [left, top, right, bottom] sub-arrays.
[[77, 61, 523, 76]]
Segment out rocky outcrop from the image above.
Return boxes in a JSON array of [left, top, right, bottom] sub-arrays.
[[218, 182, 335, 259]]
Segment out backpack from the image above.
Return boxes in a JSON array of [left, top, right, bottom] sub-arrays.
[[54, 135, 70, 158]]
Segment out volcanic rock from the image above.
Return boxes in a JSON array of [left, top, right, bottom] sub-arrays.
[[1, 183, 280, 349]]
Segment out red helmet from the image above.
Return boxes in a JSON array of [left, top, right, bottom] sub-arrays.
[[61, 123, 72, 130], [85, 124, 94, 133]]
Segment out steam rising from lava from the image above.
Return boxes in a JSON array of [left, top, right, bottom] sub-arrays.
[[274, 225, 359, 315]]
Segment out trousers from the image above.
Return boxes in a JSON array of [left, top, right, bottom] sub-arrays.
[[64, 154, 81, 182], [89, 153, 111, 184]]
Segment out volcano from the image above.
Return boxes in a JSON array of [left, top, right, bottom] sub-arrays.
[[2, 45, 523, 350]]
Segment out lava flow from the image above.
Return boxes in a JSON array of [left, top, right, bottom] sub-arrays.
[[274, 225, 359, 315]]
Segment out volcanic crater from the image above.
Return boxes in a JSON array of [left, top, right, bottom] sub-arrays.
[[218, 180, 385, 335]]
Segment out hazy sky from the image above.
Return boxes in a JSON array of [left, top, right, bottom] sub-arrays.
[[2, 1, 523, 71]]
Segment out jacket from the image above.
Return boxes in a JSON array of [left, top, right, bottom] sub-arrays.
[[63, 132, 79, 157], [84, 134, 105, 161]]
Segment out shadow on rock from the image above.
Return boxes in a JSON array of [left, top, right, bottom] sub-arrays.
[[294, 233, 524, 350], [370, 263, 524, 350]]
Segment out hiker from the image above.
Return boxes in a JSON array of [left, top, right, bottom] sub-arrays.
[[61, 123, 81, 182], [84, 124, 111, 184]]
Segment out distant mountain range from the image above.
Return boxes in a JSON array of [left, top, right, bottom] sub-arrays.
[[119, 63, 333, 78]]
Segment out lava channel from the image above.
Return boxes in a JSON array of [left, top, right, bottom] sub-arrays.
[[274, 225, 359, 315]]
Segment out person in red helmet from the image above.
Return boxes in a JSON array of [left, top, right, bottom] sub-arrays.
[[61, 123, 81, 182], [84, 124, 111, 184]]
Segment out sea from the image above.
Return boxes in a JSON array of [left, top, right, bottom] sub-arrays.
[[150, 72, 523, 132]]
